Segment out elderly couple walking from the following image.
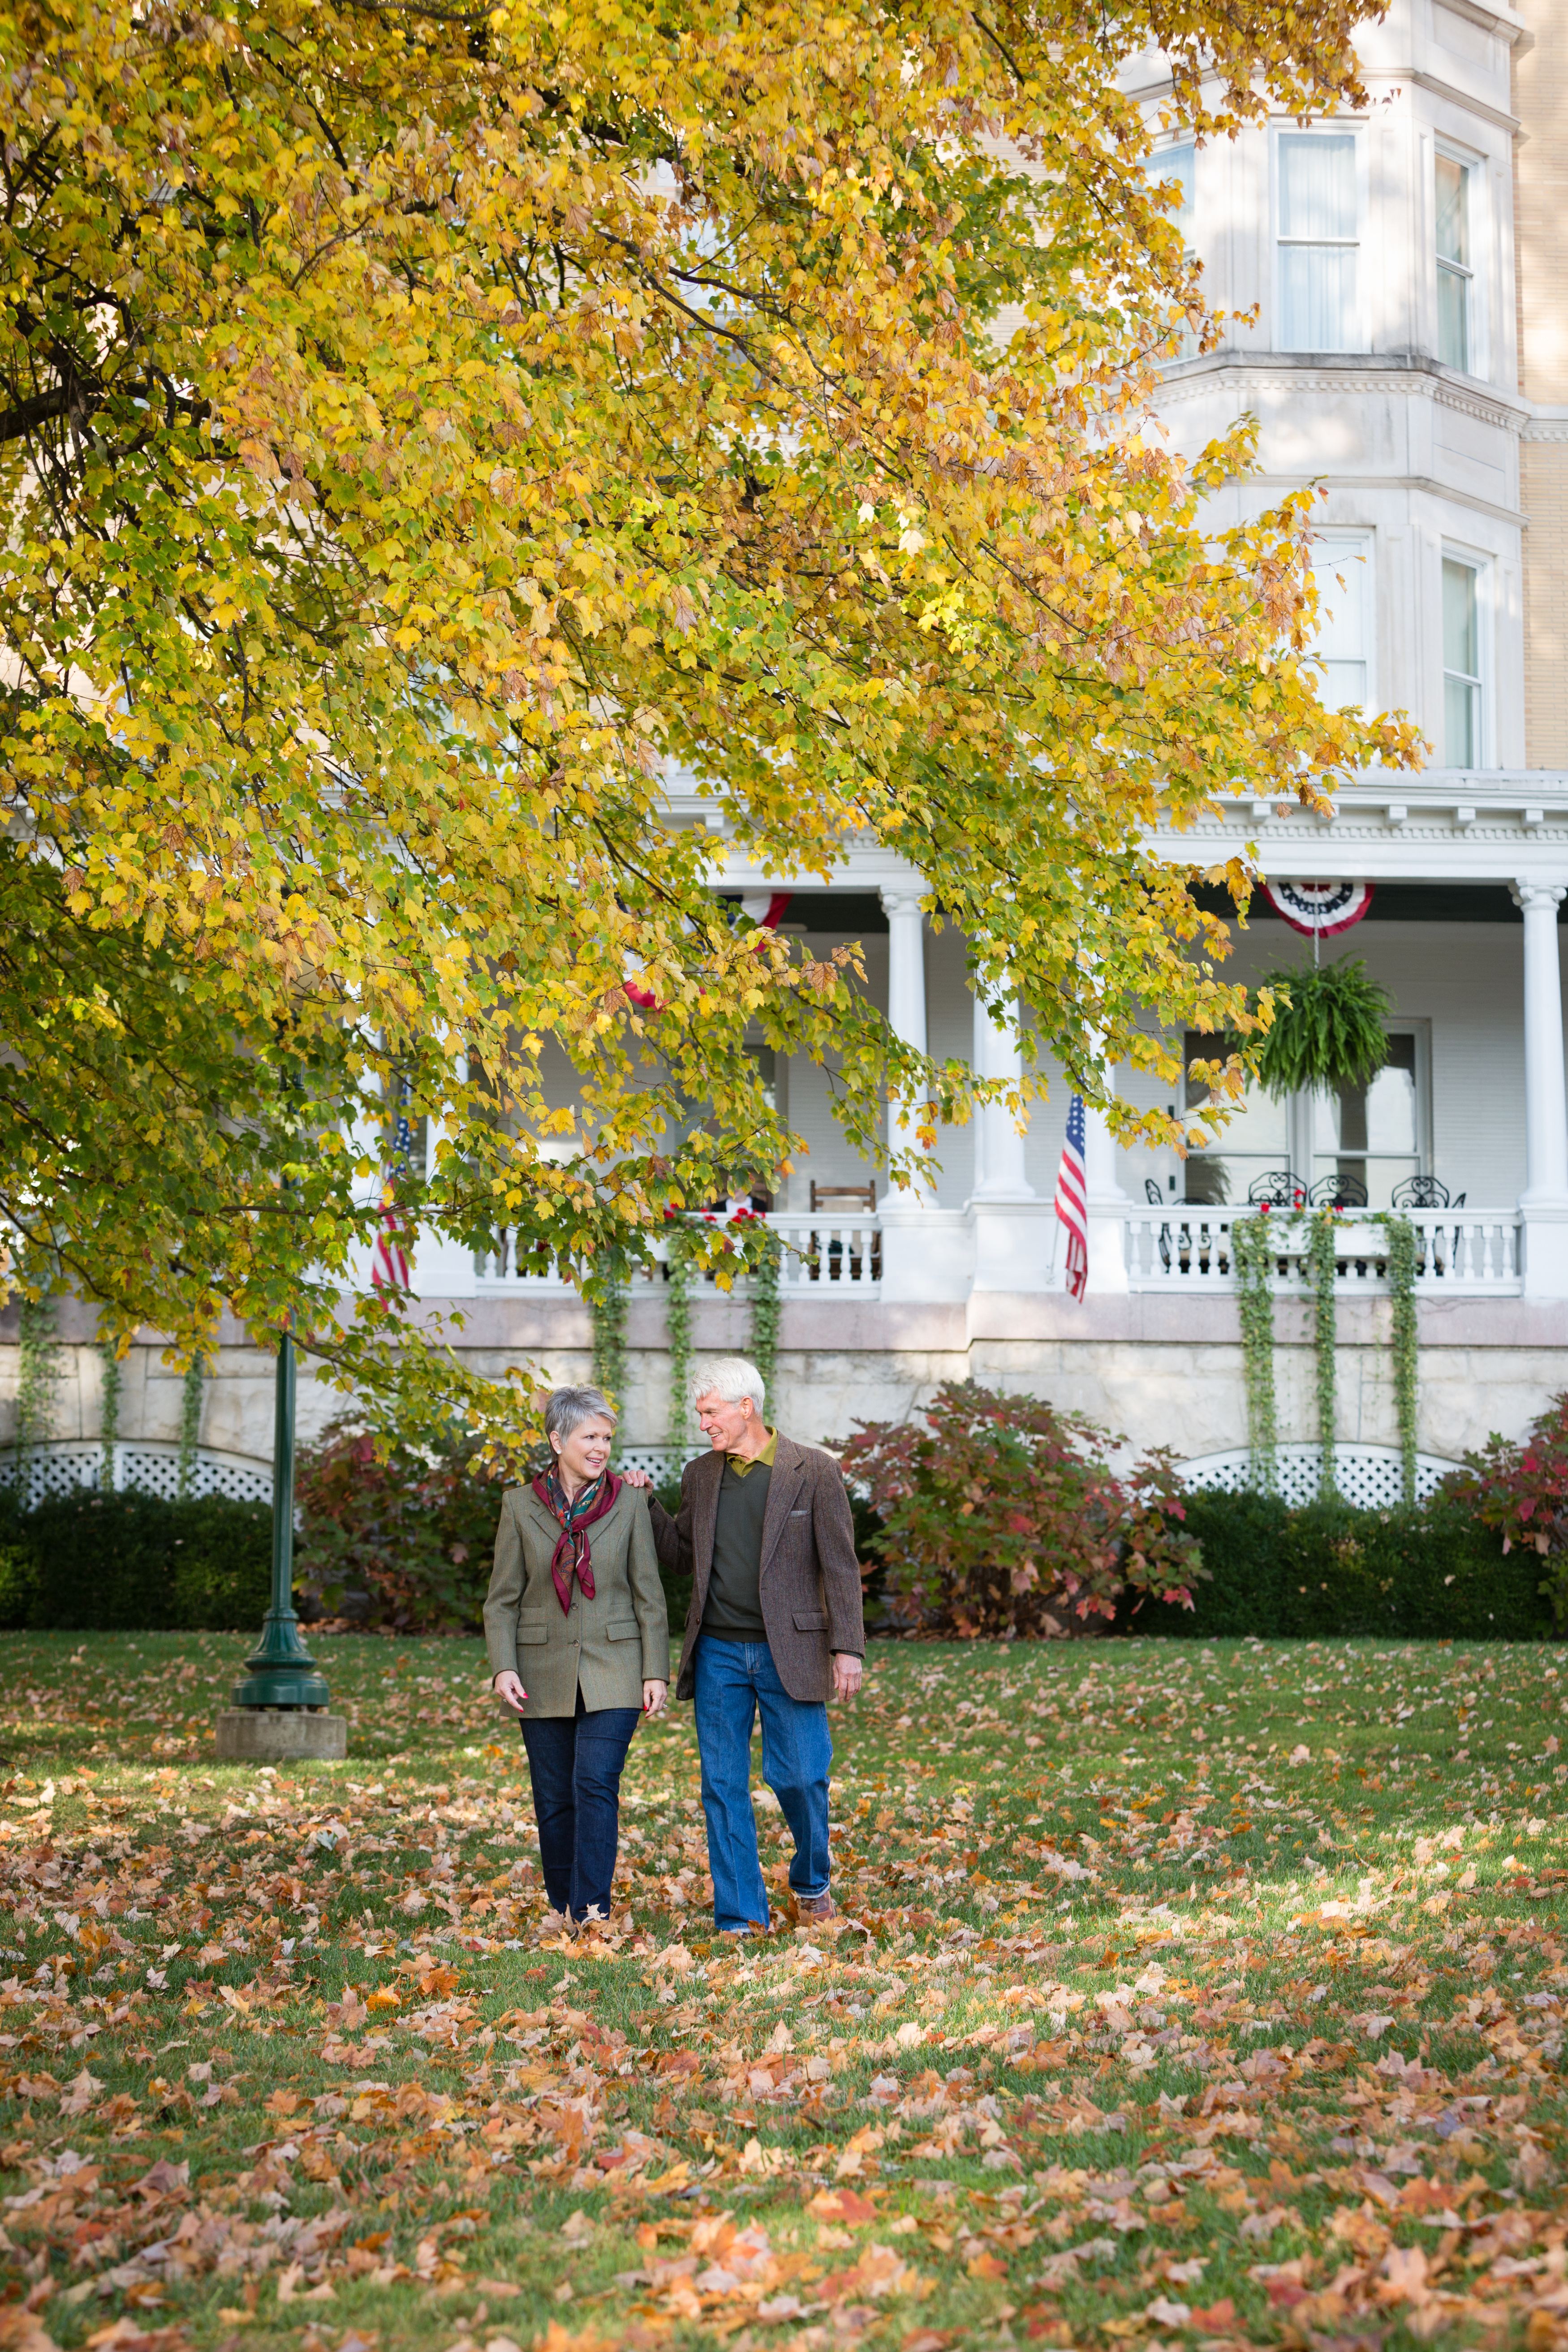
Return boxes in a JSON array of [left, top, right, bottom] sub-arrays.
[[483, 1357, 865, 1935]]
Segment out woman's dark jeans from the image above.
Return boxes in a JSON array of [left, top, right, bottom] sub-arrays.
[[519, 1692, 640, 1921]]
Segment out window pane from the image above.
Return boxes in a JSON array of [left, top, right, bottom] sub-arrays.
[[1443, 558, 1478, 677], [1280, 135, 1357, 241], [1320, 1042, 1417, 1157], [1146, 145, 1198, 359], [1445, 675, 1478, 766], [1155, 143, 1196, 242], [1280, 242, 1357, 350], [1435, 156, 1469, 267], [1309, 539, 1370, 708], [1437, 263, 1468, 369], [1366, 1058, 1417, 1154], [1320, 658, 1368, 706]]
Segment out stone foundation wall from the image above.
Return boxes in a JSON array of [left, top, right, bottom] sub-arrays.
[[4, 1289, 1567, 1472]]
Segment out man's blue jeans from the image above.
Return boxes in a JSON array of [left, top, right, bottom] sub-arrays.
[[693, 1635, 832, 1932], [520, 1694, 640, 1921]]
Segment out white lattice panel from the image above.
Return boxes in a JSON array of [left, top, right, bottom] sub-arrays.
[[1180, 1443, 1459, 1508], [0, 1441, 272, 1511], [616, 1445, 704, 1483]]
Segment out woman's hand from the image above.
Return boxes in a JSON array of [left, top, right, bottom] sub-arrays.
[[492, 1670, 527, 1716], [642, 1679, 668, 1718]]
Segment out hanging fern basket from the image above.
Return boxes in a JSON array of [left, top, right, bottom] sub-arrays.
[[1253, 958, 1393, 1099]]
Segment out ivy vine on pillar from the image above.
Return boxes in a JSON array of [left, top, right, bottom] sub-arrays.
[[590, 1272, 629, 1460], [748, 1222, 782, 1412], [1305, 1208, 1339, 1501], [14, 1295, 61, 1495], [98, 1337, 122, 1493], [177, 1355, 206, 1499], [1379, 1213, 1420, 1503], [1232, 1213, 1279, 1494], [664, 1223, 694, 1457]]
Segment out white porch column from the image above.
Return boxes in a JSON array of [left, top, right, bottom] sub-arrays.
[[1514, 879, 1568, 1296], [414, 1047, 478, 1296], [881, 886, 935, 1206], [969, 995, 1056, 1291], [971, 995, 1035, 1200], [877, 884, 974, 1301], [1079, 1086, 1132, 1296]]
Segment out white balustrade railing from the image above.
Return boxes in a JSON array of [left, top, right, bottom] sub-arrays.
[[1121, 1206, 1521, 1293], [477, 1212, 882, 1293], [769, 1213, 881, 1293], [475, 1205, 1521, 1299]]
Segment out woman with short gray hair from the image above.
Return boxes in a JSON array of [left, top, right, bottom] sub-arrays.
[[484, 1386, 669, 1927]]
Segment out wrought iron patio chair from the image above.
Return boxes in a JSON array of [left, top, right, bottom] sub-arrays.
[[1310, 1171, 1370, 1210], [1247, 1170, 1309, 1206], [1391, 1175, 1450, 1209]]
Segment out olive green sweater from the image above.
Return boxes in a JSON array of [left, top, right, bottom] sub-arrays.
[[700, 1454, 772, 1641]]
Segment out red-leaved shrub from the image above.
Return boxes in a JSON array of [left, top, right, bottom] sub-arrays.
[[1441, 1392, 1568, 1628], [836, 1379, 1203, 1639], [294, 1425, 522, 1633]]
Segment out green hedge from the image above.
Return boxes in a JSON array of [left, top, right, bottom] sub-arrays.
[[10, 1471, 1542, 1646], [1152, 1489, 1553, 1641], [0, 1487, 272, 1632]]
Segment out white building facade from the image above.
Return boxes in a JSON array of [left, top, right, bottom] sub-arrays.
[[10, 0, 1568, 1497]]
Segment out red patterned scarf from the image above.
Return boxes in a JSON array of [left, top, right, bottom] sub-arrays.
[[533, 1466, 622, 1615]]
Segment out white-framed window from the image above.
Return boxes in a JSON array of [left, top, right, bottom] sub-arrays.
[[1435, 149, 1474, 371], [1276, 131, 1361, 352], [1442, 552, 1486, 766], [1310, 1028, 1428, 1207], [1145, 139, 1198, 359], [1183, 1022, 1430, 1209], [1308, 533, 1374, 712]]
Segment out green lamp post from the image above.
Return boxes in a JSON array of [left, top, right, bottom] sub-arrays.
[[231, 1325, 330, 1708], [216, 1322, 346, 1760]]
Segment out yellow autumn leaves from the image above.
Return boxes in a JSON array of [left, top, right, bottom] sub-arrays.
[[0, 0, 1415, 1415]]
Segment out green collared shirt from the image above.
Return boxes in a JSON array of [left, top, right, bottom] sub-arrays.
[[726, 1427, 778, 1478]]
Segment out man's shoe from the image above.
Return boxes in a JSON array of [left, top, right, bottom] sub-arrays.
[[796, 1892, 835, 1921]]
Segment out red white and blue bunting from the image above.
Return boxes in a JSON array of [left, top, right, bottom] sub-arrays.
[[1262, 878, 1375, 938]]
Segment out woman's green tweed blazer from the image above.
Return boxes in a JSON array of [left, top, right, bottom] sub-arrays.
[[483, 1481, 670, 1717]]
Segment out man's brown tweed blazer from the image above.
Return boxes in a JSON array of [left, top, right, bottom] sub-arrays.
[[647, 1434, 865, 1703]]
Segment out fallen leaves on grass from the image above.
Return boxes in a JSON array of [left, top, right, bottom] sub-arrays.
[[0, 1631, 1563, 2350]]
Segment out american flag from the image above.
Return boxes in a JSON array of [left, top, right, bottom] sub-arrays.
[[1054, 1094, 1089, 1301], [371, 1107, 413, 1292]]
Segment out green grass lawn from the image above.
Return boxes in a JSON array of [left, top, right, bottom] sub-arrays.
[[0, 1628, 1563, 2352]]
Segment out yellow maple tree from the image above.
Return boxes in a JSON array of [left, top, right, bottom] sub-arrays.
[[0, 0, 1417, 1421]]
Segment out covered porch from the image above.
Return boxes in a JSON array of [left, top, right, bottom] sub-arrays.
[[450, 763, 1568, 1310], [371, 765, 1568, 1474]]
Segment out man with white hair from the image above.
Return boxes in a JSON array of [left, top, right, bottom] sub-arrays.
[[637, 1354, 864, 1934]]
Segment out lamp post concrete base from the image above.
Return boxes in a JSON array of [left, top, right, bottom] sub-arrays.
[[215, 1709, 348, 1763]]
